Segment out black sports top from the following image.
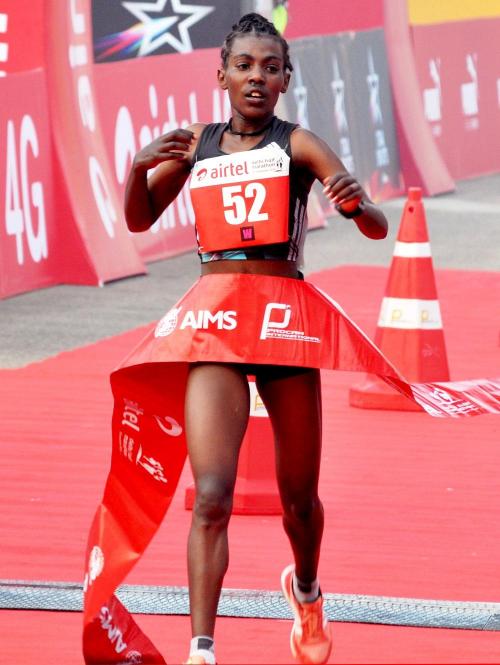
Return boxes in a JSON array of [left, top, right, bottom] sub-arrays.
[[192, 116, 313, 265]]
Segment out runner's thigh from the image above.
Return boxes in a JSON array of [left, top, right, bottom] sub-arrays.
[[255, 367, 322, 500]]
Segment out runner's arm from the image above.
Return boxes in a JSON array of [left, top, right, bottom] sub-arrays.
[[124, 123, 205, 232], [290, 128, 388, 239]]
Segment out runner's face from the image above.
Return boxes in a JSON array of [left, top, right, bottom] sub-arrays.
[[218, 34, 290, 120]]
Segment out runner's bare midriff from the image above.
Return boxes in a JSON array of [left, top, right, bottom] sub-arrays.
[[201, 258, 300, 278]]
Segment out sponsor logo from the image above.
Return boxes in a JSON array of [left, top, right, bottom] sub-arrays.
[[331, 55, 348, 133], [180, 309, 237, 331], [121, 398, 144, 433], [83, 545, 105, 593], [155, 307, 237, 336], [191, 145, 288, 188], [99, 606, 128, 655], [331, 54, 355, 173], [240, 226, 255, 241], [260, 302, 320, 343], [154, 415, 183, 437], [119, 431, 169, 484], [248, 380, 269, 418], [0, 12, 8, 77], [423, 58, 442, 135], [124, 651, 143, 664], [156, 306, 182, 337], [461, 53, 479, 130], [429, 387, 481, 417], [292, 60, 310, 130], [250, 151, 286, 173], [366, 48, 389, 168], [194, 160, 249, 180]]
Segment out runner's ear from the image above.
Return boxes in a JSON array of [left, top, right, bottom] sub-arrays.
[[281, 71, 291, 94], [217, 68, 228, 91]]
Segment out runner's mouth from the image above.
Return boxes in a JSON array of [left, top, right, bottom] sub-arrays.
[[245, 90, 266, 100]]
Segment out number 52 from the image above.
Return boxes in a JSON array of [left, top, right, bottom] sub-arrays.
[[222, 182, 268, 225]]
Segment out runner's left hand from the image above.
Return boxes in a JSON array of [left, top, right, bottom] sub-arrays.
[[322, 172, 363, 207]]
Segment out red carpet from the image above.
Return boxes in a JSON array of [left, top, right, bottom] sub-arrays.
[[1, 266, 499, 663]]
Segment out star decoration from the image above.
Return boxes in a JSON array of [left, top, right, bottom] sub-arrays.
[[122, 0, 214, 55]]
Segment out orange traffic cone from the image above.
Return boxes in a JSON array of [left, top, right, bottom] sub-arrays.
[[185, 378, 282, 514], [349, 187, 450, 411]]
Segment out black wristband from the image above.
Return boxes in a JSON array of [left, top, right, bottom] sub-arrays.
[[335, 200, 366, 219]]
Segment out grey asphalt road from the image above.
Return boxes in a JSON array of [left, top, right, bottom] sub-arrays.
[[1, 174, 499, 369]]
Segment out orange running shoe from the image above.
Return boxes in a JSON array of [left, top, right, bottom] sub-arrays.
[[281, 564, 333, 664]]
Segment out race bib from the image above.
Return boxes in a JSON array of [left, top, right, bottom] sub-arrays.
[[190, 143, 290, 253]]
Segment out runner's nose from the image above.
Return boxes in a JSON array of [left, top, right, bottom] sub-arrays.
[[249, 66, 265, 84]]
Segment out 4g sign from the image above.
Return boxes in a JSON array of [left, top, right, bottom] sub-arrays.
[[5, 115, 47, 265], [0, 69, 56, 298]]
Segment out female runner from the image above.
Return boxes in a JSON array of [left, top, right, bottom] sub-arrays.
[[124, 13, 388, 665]]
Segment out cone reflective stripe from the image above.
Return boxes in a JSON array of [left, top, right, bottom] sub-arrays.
[[393, 241, 432, 258], [185, 380, 282, 515], [378, 298, 443, 329], [350, 187, 450, 410]]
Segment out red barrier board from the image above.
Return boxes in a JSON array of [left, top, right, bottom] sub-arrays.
[[285, 0, 383, 38], [0, 1, 45, 75], [44, 1, 145, 284], [0, 70, 59, 298], [412, 18, 500, 179]]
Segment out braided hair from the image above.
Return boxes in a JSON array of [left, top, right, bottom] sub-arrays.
[[220, 13, 293, 73]]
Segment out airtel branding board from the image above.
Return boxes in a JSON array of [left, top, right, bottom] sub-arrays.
[[284, 0, 384, 39], [412, 18, 500, 179], [0, 1, 45, 75], [0, 70, 56, 298]]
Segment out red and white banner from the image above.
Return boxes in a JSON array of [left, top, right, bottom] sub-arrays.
[[82, 273, 500, 663], [412, 18, 500, 179], [0, 70, 58, 298], [0, 1, 45, 76], [44, 1, 145, 284], [284, 0, 383, 39]]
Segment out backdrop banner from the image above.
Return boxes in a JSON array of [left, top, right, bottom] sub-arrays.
[[0, 0, 45, 75], [284, 0, 384, 39], [282, 29, 403, 207], [44, 0, 145, 285], [91, 0, 243, 63], [412, 18, 500, 179]]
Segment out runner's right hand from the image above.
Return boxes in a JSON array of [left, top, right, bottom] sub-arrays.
[[132, 129, 195, 171]]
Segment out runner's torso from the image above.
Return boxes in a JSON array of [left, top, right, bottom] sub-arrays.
[[190, 117, 314, 278]]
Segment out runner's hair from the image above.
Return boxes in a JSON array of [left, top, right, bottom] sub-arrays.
[[221, 12, 293, 73]]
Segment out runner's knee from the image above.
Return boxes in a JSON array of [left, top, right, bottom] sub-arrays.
[[282, 494, 323, 525], [193, 475, 234, 527]]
